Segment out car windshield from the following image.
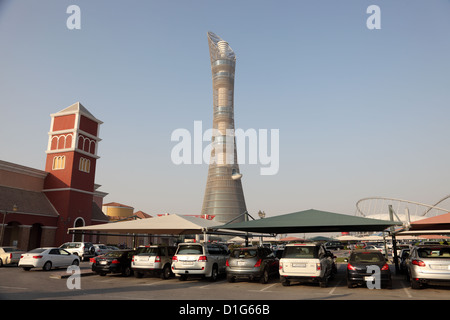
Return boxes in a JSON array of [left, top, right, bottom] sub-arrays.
[[231, 248, 258, 259], [3, 247, 16, 252], [418, 247, 450, 259], [283, 246, 318, 258], [177, 245, 203, 255], [351, 252, 384, 263], [138, 247, 160, 256]]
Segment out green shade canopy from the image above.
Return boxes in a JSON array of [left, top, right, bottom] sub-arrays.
[[213, 209, 402, 234]]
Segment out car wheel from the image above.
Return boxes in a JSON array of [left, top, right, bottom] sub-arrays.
[[280, 277, 290, 286], [260, 268, 269, 284], [210, 265, 218, 282], [347, 280, 354, 288], [385, 280, 392, 289], [319, 276, 328, 288], [161, 264, 171, 280], [23, 267, 32, 271], [135, 271, 144, 278], [179, 274, 187, 281], [72, 259, 79, 266], [227, 274, 235, 283], [122, 266, 132, 277], [0, 258, 3, 267], [410, 278, 421, 289], [43, 261, 52, 271]]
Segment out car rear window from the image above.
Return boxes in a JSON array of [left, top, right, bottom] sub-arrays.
[[283, 246, 318, 258], [104, 251, 126, 258], [28, 248, 46, 254], [231, 248, 258, 259], [177, 245, 203, 255], [350, 252, 384, 263], [138, 247, 161, 256], [418, 248, 450, 259]]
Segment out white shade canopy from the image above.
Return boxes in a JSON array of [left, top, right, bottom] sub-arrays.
[[68, 214, 220, 235]]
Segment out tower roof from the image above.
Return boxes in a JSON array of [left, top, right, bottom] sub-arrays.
[[207, 31, 236, 63], [52, 102, 103, 124]]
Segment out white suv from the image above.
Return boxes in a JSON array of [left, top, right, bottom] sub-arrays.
[[171, 243, 229, 281], [279, 243, 336, 287], [132, 245, 177, 279], [59, 242, 95, 261]]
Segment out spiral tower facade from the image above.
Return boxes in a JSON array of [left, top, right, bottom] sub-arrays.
[[201, 32, 247, 224]]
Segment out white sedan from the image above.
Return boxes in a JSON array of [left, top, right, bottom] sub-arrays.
[[19, 247, 80, 271]]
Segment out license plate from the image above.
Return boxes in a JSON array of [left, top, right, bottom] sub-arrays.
[[100, 261, 107, 265], [183, 261, 194, 265], [292, 263, 306, 268], [238, 261, 246, 266], [364, 276, 375, 281]]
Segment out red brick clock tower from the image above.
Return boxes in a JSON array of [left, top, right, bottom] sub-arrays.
[[43, 102, 103, 245]]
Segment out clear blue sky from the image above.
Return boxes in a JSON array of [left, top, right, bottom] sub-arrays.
[[1, 0, 450, 219]]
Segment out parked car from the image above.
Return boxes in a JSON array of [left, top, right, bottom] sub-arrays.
[[226, 246, 279, 283], [365, 244, 387, 255], [171, 243, 229, 281], [92, 249, 136, 277], [18, 247, 80, 271], [325, 241, 344, 250], [346, 249, 392, 289], [93, 244, 109, 256], [406, 244, 450, 289], [279, 243, 336, 287], [398, 248, 410, 274], [0, 247, 24, 267], [132, 245, 177, 279], [59, 242, 95, 261]]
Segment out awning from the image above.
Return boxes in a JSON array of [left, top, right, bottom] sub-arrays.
[[212, 209, 402, 234], [409, 212, 450, 231], [69, 214, 219, 235]]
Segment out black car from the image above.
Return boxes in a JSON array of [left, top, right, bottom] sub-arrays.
[[325, 241, 344, 250], [92, 249, 136, 277], [346, 250, 392, 289]]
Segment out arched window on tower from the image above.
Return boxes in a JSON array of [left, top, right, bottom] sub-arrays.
[[52, 156, 65, 170], [79, 157, 90, 173]]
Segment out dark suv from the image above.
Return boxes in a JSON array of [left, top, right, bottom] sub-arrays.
[[226, 246, 279, 284]]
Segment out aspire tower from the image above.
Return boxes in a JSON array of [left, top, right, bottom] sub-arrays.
[[201, 32, 247, 224]]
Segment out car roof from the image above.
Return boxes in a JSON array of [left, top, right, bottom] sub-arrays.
[[350, 249, 383, 254], [414, 244, 450, 248], [285, 242, 320, 246]]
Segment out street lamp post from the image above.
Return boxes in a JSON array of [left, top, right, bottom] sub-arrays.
[[0, 205, 18, 246], [258, 210, 266, 245]]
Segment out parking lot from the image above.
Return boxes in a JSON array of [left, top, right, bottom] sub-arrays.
[[1, 260, 449, 301]]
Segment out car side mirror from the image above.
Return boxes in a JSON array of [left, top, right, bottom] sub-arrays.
[[344, 258, 348, 262]]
